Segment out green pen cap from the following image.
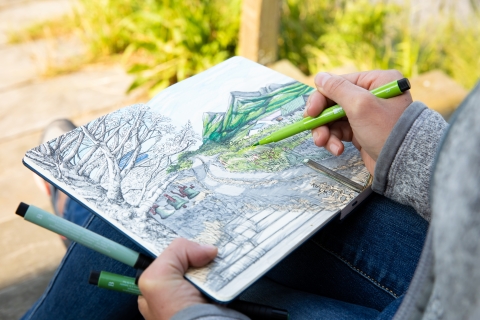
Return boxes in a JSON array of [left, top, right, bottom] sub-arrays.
[[89, 271, 142, 295], [16, 202, 153, 269]]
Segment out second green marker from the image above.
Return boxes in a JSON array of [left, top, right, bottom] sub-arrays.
[[253, 78, 410, 146]]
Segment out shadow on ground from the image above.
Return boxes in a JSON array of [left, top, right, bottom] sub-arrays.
[[0, 268, 56, 319]]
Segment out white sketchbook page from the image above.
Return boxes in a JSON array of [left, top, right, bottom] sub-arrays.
[[23, 57, 370, 302]]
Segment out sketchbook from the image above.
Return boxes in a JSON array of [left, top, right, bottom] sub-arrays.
[[23, 57, 372, 302]]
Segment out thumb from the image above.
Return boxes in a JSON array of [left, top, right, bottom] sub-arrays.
[[314, 72, 370, 115], [165, 238, 218, 274]]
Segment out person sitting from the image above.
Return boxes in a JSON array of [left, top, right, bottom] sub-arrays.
[[22, 70, 480, 319]]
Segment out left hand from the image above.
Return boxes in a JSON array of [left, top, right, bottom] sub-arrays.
[[137, 238, 218, 320]]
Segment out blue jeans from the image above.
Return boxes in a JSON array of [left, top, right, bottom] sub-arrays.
[[22, 193, 427, 319]]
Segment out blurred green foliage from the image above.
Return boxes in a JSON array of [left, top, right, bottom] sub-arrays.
[[281, 0, 480, 89], [72, 0, 241, 95], [11, 0, 479, 91]]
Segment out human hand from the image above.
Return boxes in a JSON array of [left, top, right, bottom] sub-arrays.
[[137, 238, 218, 320], [305, 70, 412, 174]]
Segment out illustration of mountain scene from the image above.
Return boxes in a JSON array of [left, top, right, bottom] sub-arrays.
[[23, 57, 371, 300]]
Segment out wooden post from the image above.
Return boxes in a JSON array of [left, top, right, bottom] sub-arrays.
[[238, 0, 281, 65]]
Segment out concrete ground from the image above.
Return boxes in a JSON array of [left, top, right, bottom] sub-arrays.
[[0, 1, 468, 319], [0, 1, 140, 318]]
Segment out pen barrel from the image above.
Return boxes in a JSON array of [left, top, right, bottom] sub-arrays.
[[22, 204, 140, 268], [90, 271, 142, 295], [302, 105, 346, 131], [370, 80, 403, 98], [255, 78, 409, 145], [260, 121, 307, 143]]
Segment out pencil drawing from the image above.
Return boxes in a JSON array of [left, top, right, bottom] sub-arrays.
[[24, 57, 370, 298]]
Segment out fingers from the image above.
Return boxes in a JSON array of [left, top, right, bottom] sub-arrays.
[[312, 125, 329, 147], [308, 69, 412, 164], [336, 70, 404, 91], [304, 90, 335, 118], [306, 70, 404, 122], [148, 238, 217, 277], [137, 238, 215, 320], [312, 121, 352, 156], [169, 238, 218, 270], [137, 296, 150, 319], [325, 135, 344, 156], [139, 238, 217, 295], [314, 73, 371, 118]]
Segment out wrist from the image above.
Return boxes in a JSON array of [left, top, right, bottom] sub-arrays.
[[373, 101, 428, 194], [373, 102, 448, 220]]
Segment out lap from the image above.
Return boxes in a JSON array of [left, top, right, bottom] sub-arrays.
[[23, 193, 428, 320], [241, 193, 428, 319]]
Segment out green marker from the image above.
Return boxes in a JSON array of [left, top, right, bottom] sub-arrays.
[[253, 78, 410, 146], [15, 202, 153, 269], [89, 271, 142, 295], [88, 271, 289, 319]]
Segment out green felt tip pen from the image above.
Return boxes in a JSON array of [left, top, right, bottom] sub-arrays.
[[89, 271, 142, 295], [15, 202, 153, 269], [253, 78, 411, 146], [88, 271, 289, 320]]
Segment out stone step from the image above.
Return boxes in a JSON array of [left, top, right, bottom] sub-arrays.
[[0, 217, 65, 290], [0, 267, 57, 319], [0, 65, 134, 142], [0, 36, 85, 92], [0, 0, 73, 46]]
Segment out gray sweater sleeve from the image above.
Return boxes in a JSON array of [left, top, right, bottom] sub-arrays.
[[372, 101, 448, 221], [171, 304, 250, 320]]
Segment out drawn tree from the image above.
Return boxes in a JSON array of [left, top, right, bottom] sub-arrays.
[[27, 104, 198, 216]]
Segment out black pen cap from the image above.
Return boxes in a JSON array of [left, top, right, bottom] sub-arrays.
[[133, 253, 154, 270], [398, 78, 411, 92], [16, 202, 29, 217], [135, 269, 143, 285], [89, 271, 100, 285]]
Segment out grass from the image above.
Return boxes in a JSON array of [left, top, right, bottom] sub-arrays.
[[7, 15, 74, 44], [8, 0, 480, 91]]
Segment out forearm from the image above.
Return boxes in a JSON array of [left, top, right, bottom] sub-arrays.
[[172, 304, 250, 320], [372, 102, 449, 221]]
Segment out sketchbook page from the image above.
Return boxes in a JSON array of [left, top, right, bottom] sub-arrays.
[[23, 56, 371, 301]]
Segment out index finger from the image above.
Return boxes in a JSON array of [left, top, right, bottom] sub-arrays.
[[338, 70, 404, 91], [306, 69, 405, 118], [305, 90, 336, 117]]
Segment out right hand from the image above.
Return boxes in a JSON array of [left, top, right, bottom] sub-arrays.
[[305, 70, 413, 174]]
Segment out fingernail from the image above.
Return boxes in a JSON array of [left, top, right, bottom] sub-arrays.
[[312, 131, 318, 143], [314, 72, 331, 88], [304, 96, 311, 115], [199, 243, 217, 251], [330, 143, 339, 156]]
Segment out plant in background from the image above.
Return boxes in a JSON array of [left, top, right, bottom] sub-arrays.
[[306, 0, 401, 72], [10, 0, 479, 91], [439, 15, 480, 89], [278, 0, 335, 75], [74, 0, 241, 96], [280, 0, 479, 89]]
